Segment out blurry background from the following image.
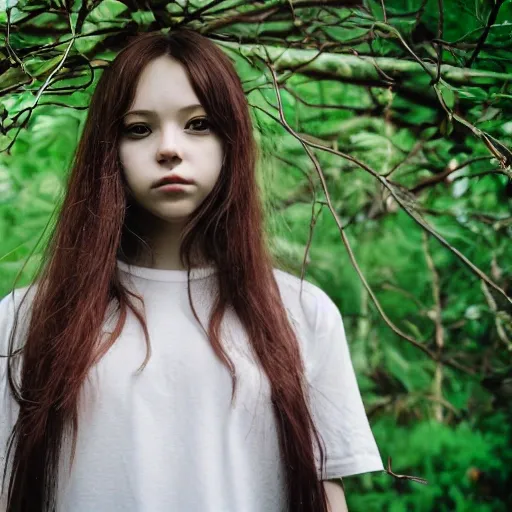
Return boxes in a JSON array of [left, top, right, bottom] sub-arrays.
[[1, 0, 511, 510]]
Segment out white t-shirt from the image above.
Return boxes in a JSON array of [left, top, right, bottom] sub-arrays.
[[1, 261, 383, 511]]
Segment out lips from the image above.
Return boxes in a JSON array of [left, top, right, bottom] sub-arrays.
[[153, 174, 195, 188]]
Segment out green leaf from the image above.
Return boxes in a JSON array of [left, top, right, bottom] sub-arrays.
[[439, 83, 455, 109], [87, 0, 129, 23], [24, 55, 63, 78], [0, 0, 19, 12]]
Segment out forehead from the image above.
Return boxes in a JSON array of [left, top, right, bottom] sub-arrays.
[[129, 55, 202, 112]]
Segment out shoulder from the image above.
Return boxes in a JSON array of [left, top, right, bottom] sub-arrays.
[[272, 267, 339, 327], [271, 268, 342, 374], [0, 284, 37, 319], [0, 284, 38, 354]]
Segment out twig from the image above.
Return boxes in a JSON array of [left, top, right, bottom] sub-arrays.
[[466, 0, 506, 67], [430, 0, 443, 86], [264, 60, 438, 358], [385, 457, 428, 485], [379, 0, 387, 23], [1, 36, 76, 153], [251, 91, 511, 312], [410, 156, 492, 193]]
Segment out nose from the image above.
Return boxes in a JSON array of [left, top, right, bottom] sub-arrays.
[[156, 125, 183, 165]]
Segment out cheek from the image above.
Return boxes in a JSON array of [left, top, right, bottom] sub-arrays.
[[118, 144, 131, 179], [119, 141, 139, 169], [119, 143, 145, 188], [203, 154, 223, 189], [203, 137, 224, 174]]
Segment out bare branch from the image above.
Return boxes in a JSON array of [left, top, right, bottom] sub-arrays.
[[466, 0, 506, 67]]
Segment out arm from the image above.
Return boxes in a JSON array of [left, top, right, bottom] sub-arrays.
[[323, 479, 349, 512]]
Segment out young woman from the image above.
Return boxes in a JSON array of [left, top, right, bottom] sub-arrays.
[[0, 29, 383, 511]]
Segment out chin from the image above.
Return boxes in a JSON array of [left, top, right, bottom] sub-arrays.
[[155, 211, 195, 224], [152, 204, 198, 220]]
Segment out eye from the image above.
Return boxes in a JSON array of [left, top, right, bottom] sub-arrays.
[[123, 123, 151, 137], [186, 117, 211, 133]]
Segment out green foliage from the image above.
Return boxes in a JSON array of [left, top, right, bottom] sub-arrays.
[[345, 415, 512, 512], [0, 0, 511, 510]]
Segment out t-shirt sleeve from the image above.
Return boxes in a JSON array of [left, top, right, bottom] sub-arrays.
[[307, 287, 384, 480]]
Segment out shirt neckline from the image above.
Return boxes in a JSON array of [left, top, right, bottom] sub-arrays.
[[116, 259, 217, 282]]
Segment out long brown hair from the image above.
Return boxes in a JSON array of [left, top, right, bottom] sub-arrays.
[[3, 29, 329, 511]]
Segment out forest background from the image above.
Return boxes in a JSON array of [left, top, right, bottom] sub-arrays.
[[0, 0, 511, 510]]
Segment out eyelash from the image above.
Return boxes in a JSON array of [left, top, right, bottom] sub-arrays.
[[123, 117, 211, 137]]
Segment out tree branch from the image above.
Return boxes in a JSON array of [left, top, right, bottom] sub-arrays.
[[466, 0, 506, 68]]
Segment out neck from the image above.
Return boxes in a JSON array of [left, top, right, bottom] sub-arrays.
[[120, 207, 208, 271]]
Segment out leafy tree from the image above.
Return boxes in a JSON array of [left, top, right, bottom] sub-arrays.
[[1, 0, 511, 510]]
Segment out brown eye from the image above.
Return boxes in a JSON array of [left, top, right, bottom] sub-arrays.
[[124, 124, 150, 137], [186, 117, 211, 132]]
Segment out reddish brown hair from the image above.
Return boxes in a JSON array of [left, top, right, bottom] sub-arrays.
[[3, 29, 329, 511]]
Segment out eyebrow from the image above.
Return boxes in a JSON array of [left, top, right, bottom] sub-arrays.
[[124, 104, 204, 117]]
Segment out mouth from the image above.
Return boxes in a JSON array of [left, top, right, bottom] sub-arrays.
[[153, 175, 195, 188], [154, 183, 193, 193]]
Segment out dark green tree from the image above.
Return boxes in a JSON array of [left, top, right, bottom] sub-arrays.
[[1, 1, 511, 510]]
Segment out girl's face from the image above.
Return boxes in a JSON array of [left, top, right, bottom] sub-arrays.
[[118, 55, 224, 228]]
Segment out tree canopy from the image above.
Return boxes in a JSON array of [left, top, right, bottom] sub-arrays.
[[1, 0, 511, 510]]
